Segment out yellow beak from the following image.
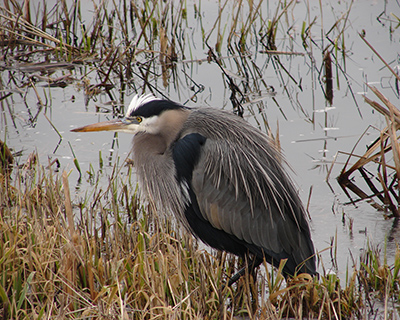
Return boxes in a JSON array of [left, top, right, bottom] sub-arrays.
[[71, 119, 128, 133]]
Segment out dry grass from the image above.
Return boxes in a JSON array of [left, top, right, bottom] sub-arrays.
[[334, 82, 400, 218], [1, 0, 400, 318], [0, 157, 399, 319], [326, 29, 400, 218], [0, 0, 358, 124], [0, 158, 234, 319]]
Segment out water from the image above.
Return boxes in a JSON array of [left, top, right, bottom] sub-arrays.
[[1, 0, 400, 281]]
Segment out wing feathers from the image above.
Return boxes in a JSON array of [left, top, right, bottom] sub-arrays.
[[181, 108, 316, 275]]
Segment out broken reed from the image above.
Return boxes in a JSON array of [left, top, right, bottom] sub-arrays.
[[334, 33, 400, 218], [0, 0, 190, 118], [0, 0, 353, 120], [1, 158, 400, 319], [337, 85, 400, 218]]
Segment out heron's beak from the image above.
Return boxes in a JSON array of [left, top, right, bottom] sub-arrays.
[[71, 118, 130, 133]]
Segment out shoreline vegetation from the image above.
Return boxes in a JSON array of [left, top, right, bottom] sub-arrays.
[[1, 0, 400, 318], [1, 161, 400, 318]]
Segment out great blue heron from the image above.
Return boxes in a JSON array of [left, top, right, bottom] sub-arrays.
[[72, 94, 317, 284]]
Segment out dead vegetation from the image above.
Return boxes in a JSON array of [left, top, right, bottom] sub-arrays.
[[1, 0, 400, 318], [333, 35, 400, 218], [0, 0, 357, 128], [1, 160, 399, 319], [336, 85, 400, 218]]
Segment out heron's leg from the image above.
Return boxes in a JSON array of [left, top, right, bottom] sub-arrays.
[[227, 266, 246, 287], [227, 257, 262, 287]]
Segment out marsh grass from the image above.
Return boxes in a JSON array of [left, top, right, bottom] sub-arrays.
[[1, 159, 400, 319], [335, 83, 400, 218], [1, 0, 400, 318], [0, 159, 231, 319], [0, 0, 358, 126], [327, 28, 400, 218]]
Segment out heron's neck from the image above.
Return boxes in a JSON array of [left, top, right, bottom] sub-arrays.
[[158, 108, 190, 147], [133, 108, 189, 156], [133, 133, 168, 155]]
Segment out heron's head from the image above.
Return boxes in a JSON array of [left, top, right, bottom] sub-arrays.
[[71, 94, 188, 135]]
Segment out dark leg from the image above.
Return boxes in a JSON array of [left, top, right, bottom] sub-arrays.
[[227, 257, 262, 287], [228, 257, 262, 317], [227, 266, 246, 287]]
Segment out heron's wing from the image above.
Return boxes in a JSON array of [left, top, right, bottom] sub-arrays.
[[190, 138, 316, 275]]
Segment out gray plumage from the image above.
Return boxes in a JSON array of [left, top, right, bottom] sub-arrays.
[[72, 94, 317, 280]]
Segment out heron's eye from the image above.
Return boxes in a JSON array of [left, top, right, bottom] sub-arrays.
[[136, 116, 143, 123]]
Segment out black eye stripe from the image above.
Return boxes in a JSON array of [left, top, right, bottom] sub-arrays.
[[128, 100, 187, 118]]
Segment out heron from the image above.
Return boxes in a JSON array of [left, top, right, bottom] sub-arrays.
[[71, 94, 317, 285]]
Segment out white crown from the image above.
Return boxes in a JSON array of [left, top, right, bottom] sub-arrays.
[[125, 94, 159, 116]]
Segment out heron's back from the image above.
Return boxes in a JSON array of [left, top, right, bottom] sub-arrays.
[[179, 107, 316, 276]]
